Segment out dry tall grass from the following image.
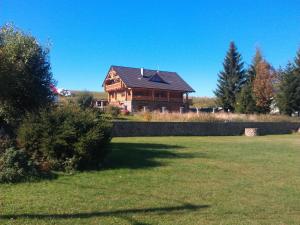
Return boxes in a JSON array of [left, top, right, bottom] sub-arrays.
[[134, 111, 300, 122]]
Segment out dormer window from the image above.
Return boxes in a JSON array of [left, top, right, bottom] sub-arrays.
[[149, 73, 167, 84]]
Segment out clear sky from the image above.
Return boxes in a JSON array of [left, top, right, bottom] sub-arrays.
[[1, 0, 300, 96]]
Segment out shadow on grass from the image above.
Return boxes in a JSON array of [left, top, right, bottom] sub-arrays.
[[104, 142, 201, 169], [0, 204, 209, 222]]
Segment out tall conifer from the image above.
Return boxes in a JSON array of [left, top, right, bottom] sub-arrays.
[[214, 42, 246, 112], [277, 50, 300, 115]]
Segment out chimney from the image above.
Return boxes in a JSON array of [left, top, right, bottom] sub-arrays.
[[141, 67, 144, 77]]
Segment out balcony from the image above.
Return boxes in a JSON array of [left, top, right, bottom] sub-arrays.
[[132, 95, 183, 102], [132, 96, 153, 101], [169, 97, 184, 103], [105, 82, 123, 91]]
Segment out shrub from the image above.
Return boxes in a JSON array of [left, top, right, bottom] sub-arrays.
[[18, 105, 112, 171], [0, 120, 15, 155], [106, 105, 121, 118], [0, 148, 40, 183], [0, 135, 14, 155]]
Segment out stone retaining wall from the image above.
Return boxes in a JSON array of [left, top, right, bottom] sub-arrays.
[[112, 121, 300, 137]]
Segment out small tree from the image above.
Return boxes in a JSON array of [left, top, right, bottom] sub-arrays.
[[0, 24, 55, 125], [214, 42, 246, 112]]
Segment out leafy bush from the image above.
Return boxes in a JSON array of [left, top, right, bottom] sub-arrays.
[[0, 148, 40, 183], [106, 105, 121, 118], [18, 105, 112, 171]]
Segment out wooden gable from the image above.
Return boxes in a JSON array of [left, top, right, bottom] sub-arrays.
[[104, 68, 126, 91]]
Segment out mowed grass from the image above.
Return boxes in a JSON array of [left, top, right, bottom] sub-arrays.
[[1, 135, 300, 225]]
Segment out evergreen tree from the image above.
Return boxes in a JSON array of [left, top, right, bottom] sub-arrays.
[[235, 83, 256, 113], [277, 50, 300, 115], [214, 42, 246, 112], [295, 49, 300, 72]]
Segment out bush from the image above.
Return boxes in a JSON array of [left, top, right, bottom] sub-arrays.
[[106, 105, 121, 118], [0, 148, 40, 183], [18, 105, 112, 171], [0, 136, 14, 155]]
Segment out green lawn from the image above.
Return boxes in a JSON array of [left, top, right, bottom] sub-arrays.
[[1, 135, 300, 225]]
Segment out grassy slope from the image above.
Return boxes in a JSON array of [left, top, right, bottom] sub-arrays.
[[191, 96, 217, 108], [70, 90, 107, 99], [58, 91, 107, 104], [1, 135, 300, 225]]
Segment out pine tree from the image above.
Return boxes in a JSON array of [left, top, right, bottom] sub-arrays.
[[293, 50, 300, 114], [235, 83, 256, 113], [276, 63, 296, 115], [214, 42, 246, 112], [253, 60, 275, 113], [295, 49, 300, 73], [277, 50, 300, 115]]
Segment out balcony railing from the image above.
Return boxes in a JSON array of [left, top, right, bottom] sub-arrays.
[[132, 95, 183, 102], [105, 82, 123, 91], [169, 98, 184, 103]]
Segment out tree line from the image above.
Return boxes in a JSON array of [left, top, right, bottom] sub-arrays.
[[214, 42, 300, 115]]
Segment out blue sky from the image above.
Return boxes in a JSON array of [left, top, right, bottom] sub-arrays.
[[1, 0, 300, 96]]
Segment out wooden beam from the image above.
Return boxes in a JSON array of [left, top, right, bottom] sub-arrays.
[[152, 89, 155, 101]]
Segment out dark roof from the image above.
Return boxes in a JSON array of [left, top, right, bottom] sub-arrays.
[[106, 65, 195, 92]]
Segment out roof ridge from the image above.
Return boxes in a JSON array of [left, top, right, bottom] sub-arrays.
[[111, 65, 177, 74]]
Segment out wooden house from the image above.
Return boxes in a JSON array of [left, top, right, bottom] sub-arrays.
[[102, 66, 195, 112]]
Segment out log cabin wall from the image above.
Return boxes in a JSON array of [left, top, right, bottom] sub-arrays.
[[105, 86, 186, 112]]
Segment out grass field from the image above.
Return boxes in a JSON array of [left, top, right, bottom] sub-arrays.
[[1, 135, 300, 224]]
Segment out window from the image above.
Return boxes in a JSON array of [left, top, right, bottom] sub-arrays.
[[134, 90, 151, 97], [170, 92, 182, 98], [149, 74, 167, 84], [154, 91, 167, 98]]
